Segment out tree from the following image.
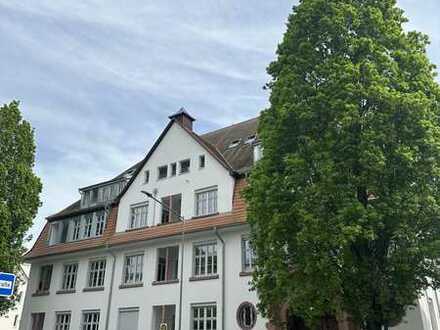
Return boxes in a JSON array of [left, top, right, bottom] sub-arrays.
[[0, 101, 41, 314], [244, 0, 440, 329]]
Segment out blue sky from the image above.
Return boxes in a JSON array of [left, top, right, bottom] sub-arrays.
[[0, 0, 438, 246]]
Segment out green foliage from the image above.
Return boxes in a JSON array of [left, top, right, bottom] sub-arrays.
[[244, 0, 440, 329], [0, 101, 41, 314]]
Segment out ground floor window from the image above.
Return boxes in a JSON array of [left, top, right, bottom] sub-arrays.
[[55, 312, 71, 330], [117, 308, 139, 330], [31, 313, 45, 330], [192, 304, 217, 330], [82, 311, 100, 330], [237, 302, 257, 329]]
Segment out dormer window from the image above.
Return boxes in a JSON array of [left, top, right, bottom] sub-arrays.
[[180, 159, 190, 174], [228, 139, 241, 149], [245, 135, 256, 144], [158, 166, 168, 180]]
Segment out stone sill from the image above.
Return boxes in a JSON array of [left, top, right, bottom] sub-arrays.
[[239, 271, 253, 277], [83, 287, 104, 292], [56, 289, 76, 295], [119, 283, 144, 289], [152, 279, 179, 286], [189, 274, 219, 282], [32, 291, 50, 297]]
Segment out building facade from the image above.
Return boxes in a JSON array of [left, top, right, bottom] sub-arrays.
[[19, 110, 440, 330], [20, 111, 266, 330]]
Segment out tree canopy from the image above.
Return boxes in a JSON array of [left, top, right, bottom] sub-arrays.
[[245, 0, 440, 329], [0, 101, 41, 314]]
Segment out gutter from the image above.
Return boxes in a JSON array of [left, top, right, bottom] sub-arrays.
[[214, 227, 225, 330]]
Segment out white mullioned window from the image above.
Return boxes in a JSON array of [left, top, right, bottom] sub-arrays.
[[129, 203, 148, 229], [61, 263, 78, 291], [192, 304, 217, 330], [72, 217, 82, 241], [84, 214, 93, 238], [55, 312, 71, 330], [123, 254, 144, 285], [193, 242, 217, 276], [95, 211, 106, 236], [195, 187, 218, 217], [242, 237, 256, 273], [87, 259, 106, 288], [82, 311, 100, 330]]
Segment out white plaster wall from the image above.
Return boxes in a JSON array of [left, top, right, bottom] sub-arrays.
[[20, 226, 267, 330], [117, 123, 235, 232], [19, 252, 114, 330]]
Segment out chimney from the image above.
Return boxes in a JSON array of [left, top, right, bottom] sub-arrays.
[[169, 107, 195, 131]]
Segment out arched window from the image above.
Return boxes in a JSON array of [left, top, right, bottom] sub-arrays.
[[237, 302, 257, 329]]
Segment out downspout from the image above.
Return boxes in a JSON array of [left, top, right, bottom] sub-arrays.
[[105, 244, 116, 330], [178, 222, 185, 330], [214, 228, 225, 330], [104, 203, 116, 330]]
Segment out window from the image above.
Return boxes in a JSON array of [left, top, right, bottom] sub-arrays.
[[123, 254, 143, 285], [118, 308, 139, 330], [192, 305, 217, 330], [179, 159, 190, 174], [228, 139, 241, 149], [87, 260, 106, 288], [237, 302, 257, 330], [242, 237, 256, 273], [144, 170, 150, 184], [195, 188, 218, 217], [193, 243, 217, 276], [72, 217, 82, 241], [199, 155, 205, 169], [170, 163, 177, 176], [84, 214, 93, 238], [130, 203, 148, 229], [158, 165, 168, 180], [95, 211, 106, 236], [55, 312, 71, 330], [61, 264, 78, 291], [31, 313, 45, 330], [82, 311, 100, 330], [253, 144, 263, 163], [156, 246, 179, 282], [37, 265, 52, 293], [161, 194, 182, 224]]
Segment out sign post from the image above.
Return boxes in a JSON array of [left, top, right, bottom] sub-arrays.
[[0, 272, 16, 298]]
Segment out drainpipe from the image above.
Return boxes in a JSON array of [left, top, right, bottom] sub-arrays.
[[104, 203, 116, 330], [105, 244, 116, 330], [178, 227, 185, 330], [214, 228, 225, 330]]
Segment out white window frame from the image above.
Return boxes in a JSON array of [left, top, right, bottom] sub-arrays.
[[191, 304, 217, 330], [144, 170, 150, 184], [95, 211, 106, 236], [241, 236, 256, 273], [83, 214, 93, 238], [81, 310, 100, 330], [129, 203, 149, 229], [72, 217, 82, 241], [195, 187, 218, 217], [61, 263, 78, 291], [193, 242, 217, 277], [179, 159, 191, 174], [55, 311, 71, 330], [123, 254, 144, 285], [199, 155, 206, 169], [156, 246, 179, 282], [158, 165, 168, 180], [87, 259, 106, 288]]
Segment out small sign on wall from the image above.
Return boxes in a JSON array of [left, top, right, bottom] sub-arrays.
[[0, 272, 16, 297]]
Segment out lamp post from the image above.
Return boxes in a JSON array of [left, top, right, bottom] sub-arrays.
[[141, 191, 185, 330]]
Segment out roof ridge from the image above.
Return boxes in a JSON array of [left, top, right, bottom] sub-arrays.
[[201, 116, 259, 137]]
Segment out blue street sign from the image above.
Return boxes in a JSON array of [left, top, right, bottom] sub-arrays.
[[0, 272, 16, 297]]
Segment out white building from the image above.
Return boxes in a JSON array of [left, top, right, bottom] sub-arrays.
[[20, 110, 266, 330], [0, 264, 30, 330], [19, 110, 440, 330]]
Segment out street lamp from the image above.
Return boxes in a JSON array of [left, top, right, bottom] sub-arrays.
[[141, 190, 185, 330]]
